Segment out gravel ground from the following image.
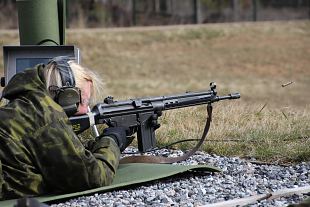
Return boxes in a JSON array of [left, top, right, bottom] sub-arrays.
[[51, 148, 310, 207]]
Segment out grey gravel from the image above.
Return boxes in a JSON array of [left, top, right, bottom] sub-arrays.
[[51, 147, 310, 207]]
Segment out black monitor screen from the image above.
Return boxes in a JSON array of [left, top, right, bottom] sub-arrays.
[[16, 58, 51, 73], [3, 45, 79, 87]]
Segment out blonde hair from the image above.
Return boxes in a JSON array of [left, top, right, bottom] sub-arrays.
[[43, 60, 105, 106]]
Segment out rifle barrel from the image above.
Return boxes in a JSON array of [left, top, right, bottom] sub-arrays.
[[69, 89, 240, 135], [214, 93, 241, 102]]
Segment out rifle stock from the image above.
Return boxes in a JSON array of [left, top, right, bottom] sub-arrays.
[[69, 82, 240, 152]]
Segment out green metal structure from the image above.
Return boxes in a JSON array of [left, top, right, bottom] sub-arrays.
[[16, 0, 66, 46]]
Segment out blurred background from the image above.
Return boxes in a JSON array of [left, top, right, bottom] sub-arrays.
[[1, 0, 310, 29]]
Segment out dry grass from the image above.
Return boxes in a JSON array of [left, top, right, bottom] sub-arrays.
[[1, 21, 309, 163], [156, 103, 310, 163]]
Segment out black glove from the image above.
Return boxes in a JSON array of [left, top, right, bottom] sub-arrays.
[[100, 127, 128, 152]]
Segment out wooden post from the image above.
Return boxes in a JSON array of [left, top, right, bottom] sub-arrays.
[[252, 0, 257, 21], [132, 0, 136, 25], [193, 0, 198, 24], [233, 0, 240, 22]]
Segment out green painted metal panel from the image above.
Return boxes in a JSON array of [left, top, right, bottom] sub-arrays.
[[17, 0, 61, 45]]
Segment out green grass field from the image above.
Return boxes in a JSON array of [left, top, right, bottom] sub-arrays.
[[1, 21, 309, 163]]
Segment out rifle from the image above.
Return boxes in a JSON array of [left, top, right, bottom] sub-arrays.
[[69, 82, 240, 157]]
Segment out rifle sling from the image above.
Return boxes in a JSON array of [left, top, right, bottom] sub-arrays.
[[119, 104, 213, 164]]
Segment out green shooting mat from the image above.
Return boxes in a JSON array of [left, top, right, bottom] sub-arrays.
[[0, 163, 220, 207]]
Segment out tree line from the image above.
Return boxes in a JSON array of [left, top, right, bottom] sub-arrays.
[[0, 0, 309, 29]]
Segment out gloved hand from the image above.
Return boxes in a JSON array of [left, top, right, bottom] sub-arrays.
[[100, 127, 130, 152]]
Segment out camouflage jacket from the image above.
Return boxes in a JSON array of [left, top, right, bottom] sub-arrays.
[[0, 65, 120, 200]]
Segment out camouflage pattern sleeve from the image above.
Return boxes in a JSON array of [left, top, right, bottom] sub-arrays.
[[24, 117, 120, 193], [0, 65, 121, 199]]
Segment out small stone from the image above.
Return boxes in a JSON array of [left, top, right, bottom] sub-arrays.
[[50, 147, 310, 207]]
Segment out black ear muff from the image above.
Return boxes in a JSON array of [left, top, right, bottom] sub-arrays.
[[55, 86, 81, 116], [48, 56, 81, 116]]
